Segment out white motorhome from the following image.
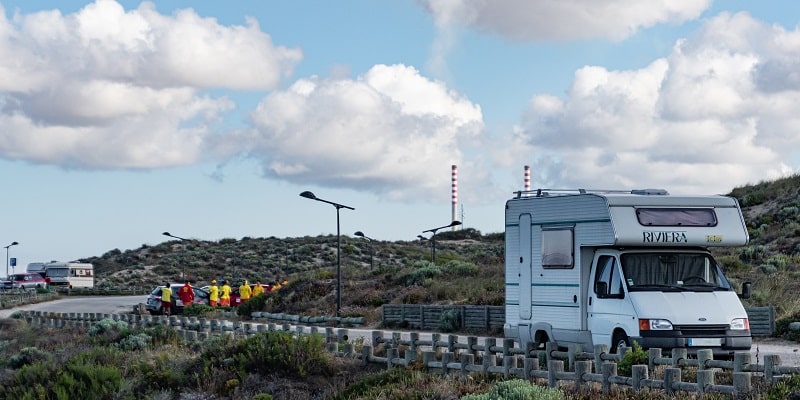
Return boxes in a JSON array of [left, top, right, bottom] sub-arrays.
[[28, 261, 94, 288], [505, 189, 752, 356]]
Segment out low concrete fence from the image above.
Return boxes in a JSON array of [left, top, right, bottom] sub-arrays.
[[251, 311, 364, 327], [381, 304, 504, 331], [747, 306, 776, 337], [0, 292, 58, 309], [55, 286, 152, 296], [19, 311, 800, 397], [383, 304, 776, 336]]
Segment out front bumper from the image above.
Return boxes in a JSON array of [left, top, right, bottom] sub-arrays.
[[631, 329, 752, 356]]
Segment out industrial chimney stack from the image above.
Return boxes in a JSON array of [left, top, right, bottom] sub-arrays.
[[524, 165, 531, 192], [451, 165, 459, 231]]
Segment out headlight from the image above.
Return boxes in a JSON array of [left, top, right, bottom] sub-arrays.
[[639, 319, 673, 331], [730, 318, 749, 330]]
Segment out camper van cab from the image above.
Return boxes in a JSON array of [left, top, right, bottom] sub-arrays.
[[504, 189, 752, 357]]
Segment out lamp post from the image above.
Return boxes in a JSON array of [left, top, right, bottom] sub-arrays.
[[5, 241, 18, 279], [354, 231, 374, 270], [422, 221, 461, 263], [300, 191, 354, 325], [162, 232, 188, 280]]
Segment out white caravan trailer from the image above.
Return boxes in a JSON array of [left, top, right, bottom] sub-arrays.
[[505, 189, 752, 356]]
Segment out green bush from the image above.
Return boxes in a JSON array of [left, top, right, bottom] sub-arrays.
[[443, 260, 479, 276], [6, 347, 51, 369], [236, 292, 270, 317], [439, 309, 462, 332], [201, 331, 334, 379], [616, 341, 648, 376], [183, 303, 215, 317], [766, 373, 800, 400], [398, 261, 443, 286], [134, 353, 187, 392], [88, 318, 129, 337], [461, 379, 564, 400], [117, 333, 151, 351], [775, 311, 800, 341]]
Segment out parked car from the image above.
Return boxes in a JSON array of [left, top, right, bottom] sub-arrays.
[[145, 284, 210, 315], [2, 273, 48, 290]]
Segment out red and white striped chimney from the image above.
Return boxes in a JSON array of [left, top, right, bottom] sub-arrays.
[[524, 165, 531, 192], [451, 165, 459, 231]]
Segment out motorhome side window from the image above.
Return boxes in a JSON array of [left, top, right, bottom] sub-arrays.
[[541, 228, 573, 269], [594, 256, 623, 298], [636, 208, 717, 227]]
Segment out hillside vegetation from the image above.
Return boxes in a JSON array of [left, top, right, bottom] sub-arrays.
[[81, 175, 800, 323]]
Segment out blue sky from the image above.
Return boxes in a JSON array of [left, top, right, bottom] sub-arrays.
[[1, 0, 800, 270]]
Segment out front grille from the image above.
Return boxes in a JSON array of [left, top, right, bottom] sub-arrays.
[[674, 324, 728, 336]]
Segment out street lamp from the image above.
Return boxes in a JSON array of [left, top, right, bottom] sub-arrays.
[[422, 221, 462, 263], [354, 231, 374, 270], [300, 191, 354, 325], [5, 241, 18, 278], [162, 232, 188, 280]]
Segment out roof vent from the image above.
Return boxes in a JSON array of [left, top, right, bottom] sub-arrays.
[[631, 189, 669, 195]]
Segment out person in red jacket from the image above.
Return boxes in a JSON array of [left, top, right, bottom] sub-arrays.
[[179, 280, 194, 307]]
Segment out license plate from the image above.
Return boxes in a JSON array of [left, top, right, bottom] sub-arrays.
[[688, 338, 721, 346]]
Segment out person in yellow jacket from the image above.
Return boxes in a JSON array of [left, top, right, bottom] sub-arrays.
[[252, 280, 264, 297], [220, 280, 232, 307], [209, 280, 220, 307], [160, 282, 173, 316], [239, 280, 252, 303]]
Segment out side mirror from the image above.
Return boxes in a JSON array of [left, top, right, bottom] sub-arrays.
[[739, 281, 752, 299]]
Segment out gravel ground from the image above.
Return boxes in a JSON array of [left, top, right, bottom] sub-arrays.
[[752, 337, 800, 366]]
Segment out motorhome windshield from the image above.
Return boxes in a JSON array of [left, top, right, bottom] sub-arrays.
[[621, 252, 732, 292], [47, 268, 69, 277]]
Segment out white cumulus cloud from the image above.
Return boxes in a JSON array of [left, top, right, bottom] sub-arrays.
[[511, 12, 799, 194], [419, 0, 710, 42], [239, 64, 485, 201], [0, 0, 301, 169]]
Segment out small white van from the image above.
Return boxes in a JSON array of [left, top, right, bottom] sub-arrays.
[[504, 189, 752, 356]]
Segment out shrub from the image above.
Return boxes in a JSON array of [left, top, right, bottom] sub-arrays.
[[443, 260, 479, 276], [201, 331, 334, 379], [398, 261, 443, 286], [461, 379, 564, 400], [439, 309, 462, 332], [183, 303, 215, 317], [767, 373, 800, 400], [616, 341, 648, 376], [6, 346, 51, 369], [134, 353, 187, 392], [88, 318, 129, 337], [117, 333, 151, 351]]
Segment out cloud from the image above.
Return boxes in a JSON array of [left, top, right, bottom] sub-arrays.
[[239, 64, 485, 201], [0, 0, 301, 169], [419, 0, 710, 42], [512, 12, 799, 194]]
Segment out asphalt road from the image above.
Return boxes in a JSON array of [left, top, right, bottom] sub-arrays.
[[0, 295, 147, 319], [2, 295, 799, 366]]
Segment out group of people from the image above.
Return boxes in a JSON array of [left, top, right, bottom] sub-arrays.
[[160, 278, 288, 315], [207, 279, 285, 307]]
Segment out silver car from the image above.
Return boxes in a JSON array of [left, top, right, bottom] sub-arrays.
[[145, 284, 209, 315]]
